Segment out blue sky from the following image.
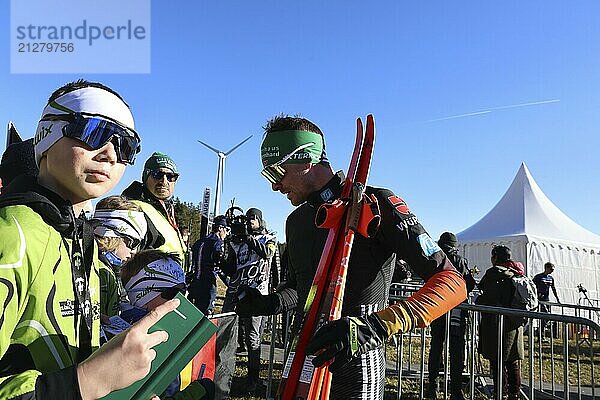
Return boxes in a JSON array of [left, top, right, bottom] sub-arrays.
[[1, 1, 599, 242]]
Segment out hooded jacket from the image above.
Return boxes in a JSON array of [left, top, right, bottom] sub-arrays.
[[476, 261, 525, 361], [0, 176, 101, 400]]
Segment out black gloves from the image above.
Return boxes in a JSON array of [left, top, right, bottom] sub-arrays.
[[305, 314, 388, 373], [235, 287, 281, 317]]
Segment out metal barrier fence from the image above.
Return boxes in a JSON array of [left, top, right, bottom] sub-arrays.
[[386, 294, 600, 400], [263, 286, 600, 399]]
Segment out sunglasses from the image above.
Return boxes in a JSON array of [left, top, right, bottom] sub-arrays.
[[41, 113, 141, 165], [150, 170, 179, 182], [261, 142, 316, 184]]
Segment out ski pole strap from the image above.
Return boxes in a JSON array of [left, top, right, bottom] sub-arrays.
[[375, 270, 467, 335], [260, 130, 324, 166]]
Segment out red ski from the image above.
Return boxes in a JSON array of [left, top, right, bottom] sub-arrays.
[[277, 115, 378, 400]]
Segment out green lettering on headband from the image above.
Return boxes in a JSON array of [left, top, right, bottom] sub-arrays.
[[261, 130, 324, 166]]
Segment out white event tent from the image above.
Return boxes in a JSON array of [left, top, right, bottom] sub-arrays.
[[457, 163, 600, 305]]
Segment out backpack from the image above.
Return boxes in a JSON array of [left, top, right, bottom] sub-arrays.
[[511, 274, 539, 312]]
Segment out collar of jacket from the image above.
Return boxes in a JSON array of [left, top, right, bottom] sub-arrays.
[[122, 180, 174, 217], [0, 175, 78, 236], [306, 171, 345, 208]]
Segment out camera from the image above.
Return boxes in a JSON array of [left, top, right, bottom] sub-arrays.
[[225, 205, 249, 243], [230, 215, 248, 238], [577, 283, 587, 294]]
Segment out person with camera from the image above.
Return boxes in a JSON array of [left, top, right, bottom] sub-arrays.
[[188, 215, 236, 315], [222, 207, 277, 393]]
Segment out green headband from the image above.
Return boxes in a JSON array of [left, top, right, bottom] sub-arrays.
[[260, 130, 325, 167]]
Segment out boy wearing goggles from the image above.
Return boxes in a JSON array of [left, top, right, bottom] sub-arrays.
[[236, 115, 467, 399], [0, 80, 178, 400]]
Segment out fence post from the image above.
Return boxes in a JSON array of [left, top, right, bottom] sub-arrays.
[[528, 318, 534, 400], [591, 336, 596, 399], [551, 322, 556, 395], [266, 314, 276, 400], [443, 312, 450, 399], [419, 328, 426, 399], [396, 334, 403, 400], [562, 322, 569, 400], [469, 312, 476, 399]]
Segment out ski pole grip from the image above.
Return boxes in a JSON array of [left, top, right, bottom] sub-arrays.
[[346, 183, 364, 231], [316, 199, 346, 228], [356, 194, 381, 238]]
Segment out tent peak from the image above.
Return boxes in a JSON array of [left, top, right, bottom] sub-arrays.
[[517, 162, 532, 179], [458, 164, 600, 245]]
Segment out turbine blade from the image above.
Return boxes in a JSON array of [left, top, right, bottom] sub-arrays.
[[197, 139, 222, 154], [224, 134, 253, 156]]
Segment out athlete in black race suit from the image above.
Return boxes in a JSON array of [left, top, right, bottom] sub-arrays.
[[237, 116, 466, 399]]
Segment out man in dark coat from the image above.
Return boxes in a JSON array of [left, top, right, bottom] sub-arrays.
[[188, 215, 235, 315], [476, 245, 524, 400], [426, 232, 476, 400]]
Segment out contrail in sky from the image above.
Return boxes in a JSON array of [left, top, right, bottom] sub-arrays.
[[423, 99, 560, 123]]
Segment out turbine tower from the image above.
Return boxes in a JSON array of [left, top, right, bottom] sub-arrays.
[[198, 135, 253, 217]]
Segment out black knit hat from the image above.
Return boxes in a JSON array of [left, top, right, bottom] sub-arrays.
[[438, 232, 458, 248], [492, 245, 512, 263], [213, 215, 228, 227], [0, 138, 39, 185]]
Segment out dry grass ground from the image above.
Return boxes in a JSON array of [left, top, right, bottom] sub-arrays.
[[385, 331, 600, 386]]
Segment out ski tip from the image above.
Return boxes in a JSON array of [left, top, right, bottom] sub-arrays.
[[367, 114, 374, 123], [356, 118, 364, 135]]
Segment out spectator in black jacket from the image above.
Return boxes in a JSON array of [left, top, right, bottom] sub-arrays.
[[426, 232, 476, 400], [188, 215, 235, 315], [476, 245, 525, 400]]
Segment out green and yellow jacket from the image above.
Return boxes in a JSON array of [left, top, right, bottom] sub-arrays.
[[0, 177, 101, 400], [122, 181, 187, 266]]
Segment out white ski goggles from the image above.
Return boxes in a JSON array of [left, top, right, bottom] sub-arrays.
[[261, 142, 315, 184]]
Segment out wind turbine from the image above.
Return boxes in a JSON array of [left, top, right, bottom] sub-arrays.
[[197, 135, 253, 217]]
